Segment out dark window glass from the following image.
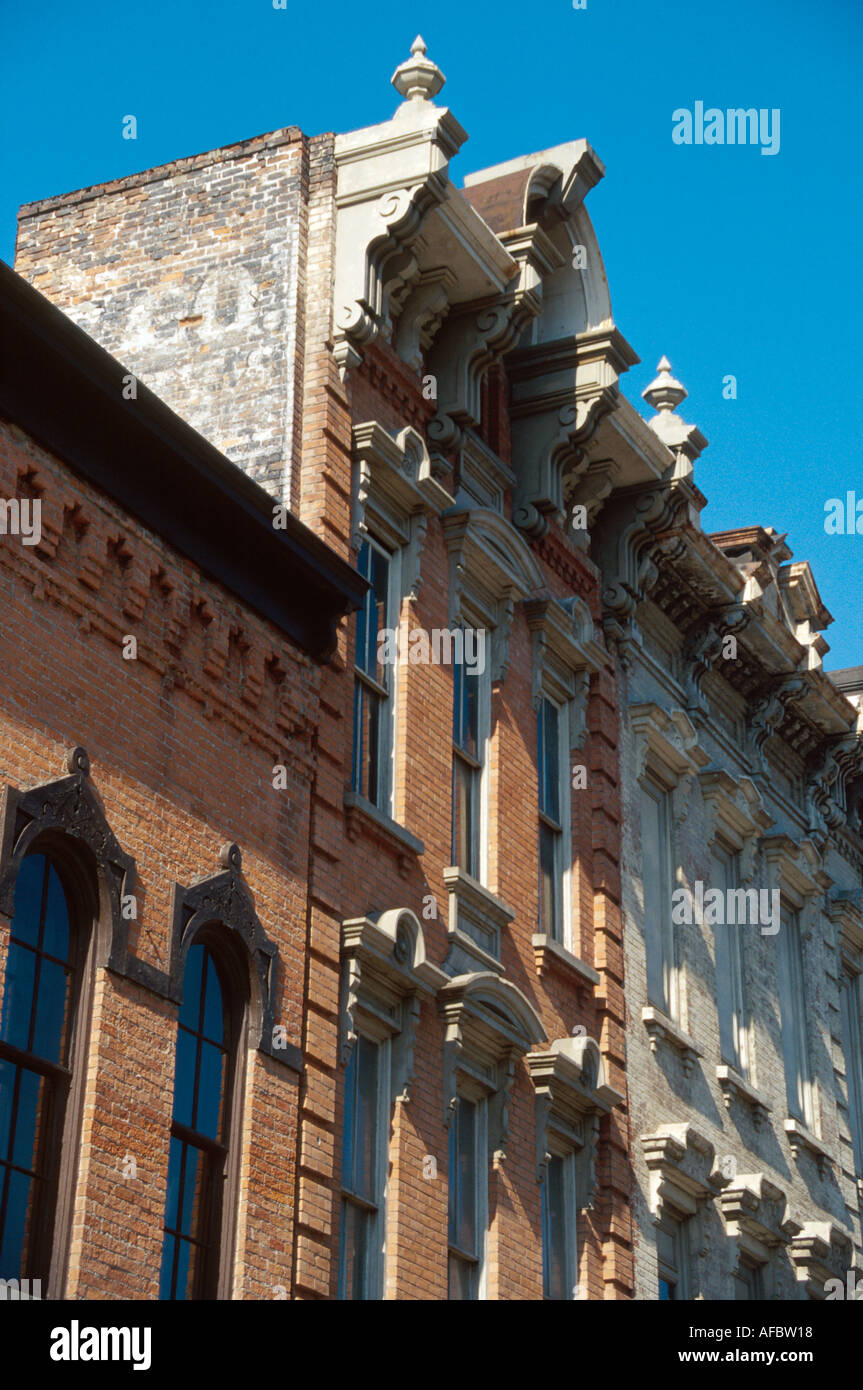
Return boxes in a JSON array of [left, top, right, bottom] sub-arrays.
[[542, 1154, 567, 1299], [338, 1035, 382, 1300], [352, 540, 392, 809], [447, 1097, 479, 1300], [538, 698, 563, 940], [452, 656, 482, 876], [160, 941, 236, 1301], [0, 854, 76, 1281]]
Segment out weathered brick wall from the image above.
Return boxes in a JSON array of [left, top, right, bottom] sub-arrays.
[[294, 275, 633, 1296], [0, 416, 318, 1298], [14, 129, 307, 502]]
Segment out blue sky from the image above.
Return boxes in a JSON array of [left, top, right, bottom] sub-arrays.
[[1, 0, 860, 667]]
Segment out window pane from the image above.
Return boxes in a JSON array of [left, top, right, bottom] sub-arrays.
[[449, 1097, 477, 1257], [777, 913, 811, 1123], [452, 756, 478, 876], [712, 848, 744, 1073], [11, 1069, 45, 1172], [0, 1169, 33, 1277], [9, 855, 44, 949], [339, 1198, 372, 1301], [195, 1041, 226, 1141], [342, 1035, 379, 1203], [32, 959, 72, 1065], [540, 822, 561, 941], [162, 943, 235, 1300], [542, 1155, 567, 1299], [43, 864, 70, 961], [538, 699, 561, 824], [641, 784, 671, 1012], [453, 660, 479, 759], [178, 1145, 208, 1239], [0, 942, 36, 1050], [172, 1028, 197, 1130], [163, 1136, 183, 1233], [178, 944, 205, 1031], [355, 541, 390, 683], [352, 681, 382, 805], [448, 1252, 477, 1300], [202, 954, 225, 1046]]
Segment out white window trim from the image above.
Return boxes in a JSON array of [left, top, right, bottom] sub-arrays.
[[632, 703, 710, 1034], [448, 1084, 490, 1301], [538, 691, 573, 949], [354, 534, 401, 819], [338, 1028, 391, 1301], [524, 595, 606, 956], [711, 839, 750, 1081], [762, 834, 829, 1142], [543, 1135, 579, 1300]]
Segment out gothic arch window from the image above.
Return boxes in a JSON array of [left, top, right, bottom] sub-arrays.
[[160, 927, 248, 1301], [0, 848, 94, 1292]]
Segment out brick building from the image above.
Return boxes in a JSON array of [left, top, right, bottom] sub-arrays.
[[0, 263, 361, 1299], [7, 33, 862, 1304], [10, 37, 636, 1300]]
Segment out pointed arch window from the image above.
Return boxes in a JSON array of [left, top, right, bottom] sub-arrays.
[[160, 935, 245, 1301], [0, 852, 88, 1287]]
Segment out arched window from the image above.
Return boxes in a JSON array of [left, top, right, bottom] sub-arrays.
[[160, 935, 245, 1300], [0, 852, 87, 1285]]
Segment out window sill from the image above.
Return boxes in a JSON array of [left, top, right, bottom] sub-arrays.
[[716, 1065, 771, 1129], [784, 1117, 831, 1174], [344, 790, 424, 876], [442, 867, 514, 975], [642, 1006, 702, 1076], [531, 934, 600, 990]]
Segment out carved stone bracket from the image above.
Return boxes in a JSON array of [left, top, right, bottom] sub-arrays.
[[340, 908, 447, 1102], [631, 703, 711, 824], [523, 593, 607, 746], [683, 605, 749, 712], [719, 1173, 798, 1292], [351, 422, 453, 603], [528, 1036, 622, 1207], [699, 767, 774, 883]]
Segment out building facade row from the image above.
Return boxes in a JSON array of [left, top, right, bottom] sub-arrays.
[[2, 37, 862, 1299]]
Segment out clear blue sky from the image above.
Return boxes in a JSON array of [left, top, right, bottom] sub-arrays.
[[1, 0, 860, 668]]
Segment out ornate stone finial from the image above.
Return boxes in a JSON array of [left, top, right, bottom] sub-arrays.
[[641, 355, 707, 468], [66, 746, 90, 777], [219, 842, 242, 872], [391, 35, 446, 103], [642, 356, 688, 416]]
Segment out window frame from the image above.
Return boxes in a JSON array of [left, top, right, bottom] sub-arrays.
[[160, 926, 248, 1302], [776, 906, 815, 1130], [840, 967, 863, 1175], [640, 776, 677, 1020], [541, 1137, 578, 1300], [537, 693, 572, 947], [711, 841, 750, 1079], [447, 1085, 489, 1301], [0, 844, 95, 1298], [352, 535, 401, 818], [451, 637, 491, 885], [337, 1027, 391, 1302], [657, 1214, 690, 1301]]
